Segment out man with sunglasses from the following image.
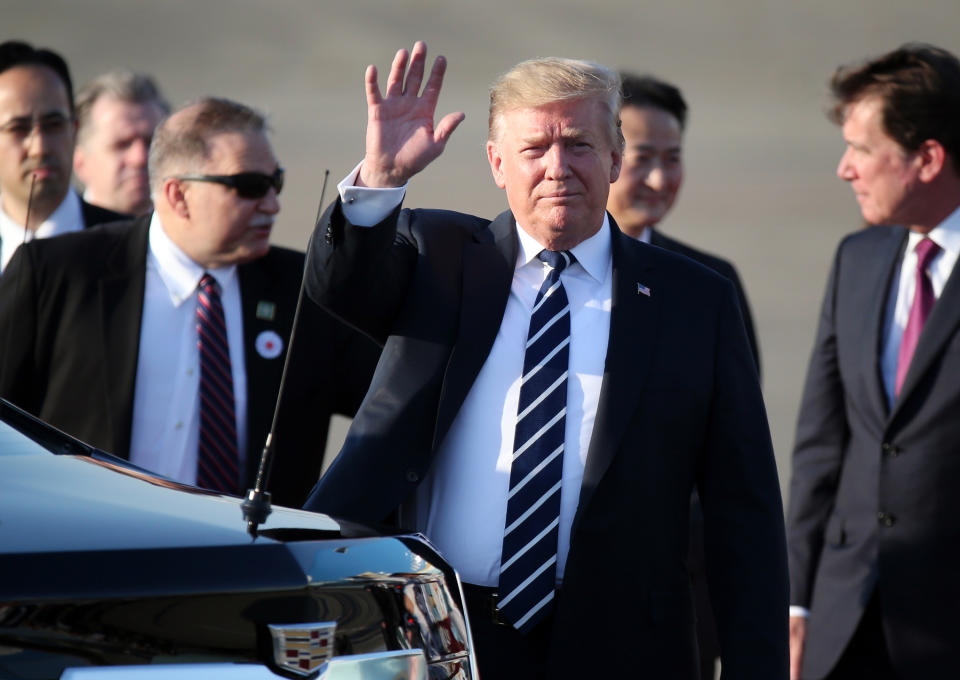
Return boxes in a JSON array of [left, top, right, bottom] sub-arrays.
[[0, 40, 123, 274], [0, 97, 380, 506]]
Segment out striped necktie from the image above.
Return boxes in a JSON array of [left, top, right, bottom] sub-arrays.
[[498, 249, 573, 633], [196, 273, 239, 493]]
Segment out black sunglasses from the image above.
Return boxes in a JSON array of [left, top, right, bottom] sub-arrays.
[[175, 167, 284, 199]]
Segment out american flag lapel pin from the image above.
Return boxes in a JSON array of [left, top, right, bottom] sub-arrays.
[[637, 282, 651, 297]]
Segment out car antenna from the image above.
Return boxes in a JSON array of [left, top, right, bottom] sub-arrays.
[[242, 169, 330, 537]]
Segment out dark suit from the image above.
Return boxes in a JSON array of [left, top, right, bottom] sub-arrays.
[[0, 215, 380, 507], [304, 202, 789, 679], [650, 229, 760, 375], [787, 225, 960, 679], [80, 198, 126, 229]]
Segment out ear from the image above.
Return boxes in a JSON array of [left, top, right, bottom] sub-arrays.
[[161, 177, 191, 218], [916, 139, 946, 183], [487, 140, 506, 189], [72, 145, 88, 183], [609, 145, 622, 184]]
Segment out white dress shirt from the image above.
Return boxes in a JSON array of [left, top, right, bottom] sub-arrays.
[[0, 188, 84, 272], [338, 164, 612, 586], [128, 212, 248, 488], [880, 207, 960, 406]]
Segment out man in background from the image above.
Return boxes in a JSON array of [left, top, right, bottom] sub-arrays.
[[74, 69, 169, 216], [607, 72, 760, 370], [606, 72, 762, 680], [788, 43, 960, 679], [0, 97, 379, 506], [0, 40, 121, 273]]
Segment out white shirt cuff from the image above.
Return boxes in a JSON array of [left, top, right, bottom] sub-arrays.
[[337, 161, 406, 227], [789, 606, 810, 618]]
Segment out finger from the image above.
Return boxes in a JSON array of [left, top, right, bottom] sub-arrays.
[[434, 111, 466, 145], [384, 48, 409, 98], [421, 54, 448, 110], [403, 41, 428, 97], [364, 64, 382, 107]]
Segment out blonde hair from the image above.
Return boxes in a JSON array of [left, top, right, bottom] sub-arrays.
[[488, 57, 623, 149]]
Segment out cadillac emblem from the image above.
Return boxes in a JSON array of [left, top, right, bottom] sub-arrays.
[[268, 621, 337, 675]]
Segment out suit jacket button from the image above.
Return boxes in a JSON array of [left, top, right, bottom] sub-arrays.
[[877, 512, 896, 527], [881, 442, 900, 456], [405, 470, 420, 483]]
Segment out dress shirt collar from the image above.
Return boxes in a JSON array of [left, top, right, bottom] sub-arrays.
[[514, 212, 612, 284], [0, 189, 84, 269], [636, 225, 652, 244], [912, 203, 960, 257], [148, 211, 237, 306]]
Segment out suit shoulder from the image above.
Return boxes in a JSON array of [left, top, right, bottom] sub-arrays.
[[651, 231, 740, 280], [21, 219, 140, 263], [837, 224, 903, 252], [403, 208, 490, 235], [263, 244, 306, 266], [81, 200, 129, 228]]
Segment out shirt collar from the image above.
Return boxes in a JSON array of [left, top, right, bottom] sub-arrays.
[[916, 203, 960, 257], [0, 189, 84, 270], [0, 187, 83, 238], [515, 213, 612, 284], [148, 211, 237, 306]]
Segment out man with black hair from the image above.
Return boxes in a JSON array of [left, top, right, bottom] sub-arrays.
[[0, 40, 121, 273], [607, 72, 759, 370]]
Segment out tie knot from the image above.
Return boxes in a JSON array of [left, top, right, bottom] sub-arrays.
[[915, 237, 941, 269], [199, 273, 219, 296], [538, 249, 573, 273]]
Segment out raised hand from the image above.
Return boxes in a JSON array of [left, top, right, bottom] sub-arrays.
[[358, 41, 466, 188]]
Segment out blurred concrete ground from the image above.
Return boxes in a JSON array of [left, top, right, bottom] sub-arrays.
[[7, 0, 960, 503]]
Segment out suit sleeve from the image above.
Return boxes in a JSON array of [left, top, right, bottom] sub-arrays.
[[721, 262, 762, 380], [786, 243, 850, 608], [305, 199, 417, 345], [0, 245, 42, 413], [698, 278, 790, 678]]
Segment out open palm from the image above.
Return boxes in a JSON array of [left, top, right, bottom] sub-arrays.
[[359, 42, 465, 188]]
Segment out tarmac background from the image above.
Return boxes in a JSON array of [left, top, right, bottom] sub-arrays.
[[8, 0, 960, 505]]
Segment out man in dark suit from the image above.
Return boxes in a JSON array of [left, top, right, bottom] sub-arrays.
[[607, 72, 759, 372], [0, 97, 379, 507], [787, 44, 960, 680], [302, 42, 787, 679], [0, 41, 124, 274], [607, 72, 760, 680]]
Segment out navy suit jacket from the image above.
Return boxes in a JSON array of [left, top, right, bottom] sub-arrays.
[[787, 225, 960, 679], [649, 229, 760, 376], [303, 201, 788, 679], [0, 215, 379, 506]]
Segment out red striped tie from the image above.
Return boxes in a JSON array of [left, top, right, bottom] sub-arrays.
[[196, 273, 239, 493]]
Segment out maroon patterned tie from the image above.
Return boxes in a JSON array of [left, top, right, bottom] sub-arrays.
[[196, 273, 239, 493], [895, 237, 941, 397]]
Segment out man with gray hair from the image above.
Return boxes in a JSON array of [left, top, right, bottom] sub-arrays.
[[302, 42, 788, 679], [0, 96, 379, 506], [73, 69, 169, 215]]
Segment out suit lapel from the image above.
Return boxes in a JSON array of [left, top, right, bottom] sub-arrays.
[[433, 211, 517, 451], [573, 222, 658, 535], [98, 217, 150, 457], [890, 244, 960, 420], [238, 255, 292, 486], [858, 229, 907, 420]]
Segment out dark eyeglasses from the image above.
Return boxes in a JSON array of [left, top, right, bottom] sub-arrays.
[[175, 167, 284, 199]]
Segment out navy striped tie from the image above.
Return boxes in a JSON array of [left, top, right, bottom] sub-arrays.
[[498, 249, 573, 632], [196, 273, 239, 493]]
